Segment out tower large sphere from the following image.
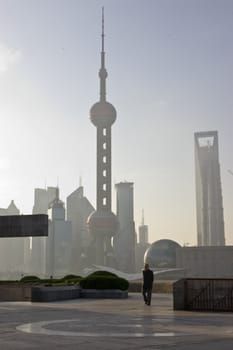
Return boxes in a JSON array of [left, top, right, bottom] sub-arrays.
[[90, 101, 116, 127], [87, 210, 118, 237]]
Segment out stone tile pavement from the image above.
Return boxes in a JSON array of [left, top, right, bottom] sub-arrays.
[[0, 293, 232, 349]]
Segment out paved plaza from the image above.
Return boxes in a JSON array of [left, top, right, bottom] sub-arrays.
[[0, 293, 232, 349]]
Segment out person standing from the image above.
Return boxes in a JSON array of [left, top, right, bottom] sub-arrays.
[[142, 263, 154, 305]]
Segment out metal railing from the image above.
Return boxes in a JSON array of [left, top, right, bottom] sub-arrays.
[[185, 279, 233, 311]]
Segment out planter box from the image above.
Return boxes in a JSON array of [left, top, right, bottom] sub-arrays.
[[0, 284, 128, 302], [81, 289, 128, 299], [31, 285, 81, 302]]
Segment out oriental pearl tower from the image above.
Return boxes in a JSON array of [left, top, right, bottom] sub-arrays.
[[87, 8, 118, 266]]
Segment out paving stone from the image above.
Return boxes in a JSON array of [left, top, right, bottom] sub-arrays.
[[0, 293, 232, 349]]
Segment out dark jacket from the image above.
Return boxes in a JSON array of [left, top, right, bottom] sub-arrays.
[[143, 269, 154, 289]]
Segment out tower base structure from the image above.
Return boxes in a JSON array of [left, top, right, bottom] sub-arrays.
[[87, 210, 118, 267]]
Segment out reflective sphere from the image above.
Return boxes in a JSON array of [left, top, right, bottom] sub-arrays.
[[144, 239, 181, 268], [90, 101, 116, 127]]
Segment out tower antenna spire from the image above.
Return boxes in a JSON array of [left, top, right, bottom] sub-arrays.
[[79, 175, 82, 187], [99, 6, 107, 101], [102, 6, 104, 52]]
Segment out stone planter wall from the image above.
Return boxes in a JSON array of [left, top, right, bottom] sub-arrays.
[[31, 285, 81, 302], [0, 285, 128, 302], [0, 285, 31, 301], [80, 289, 128, 299]]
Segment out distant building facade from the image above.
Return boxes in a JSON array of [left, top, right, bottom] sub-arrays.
[[135, 211, 150, 272], [46, 189, 72, 277], [33, 187, 57, 214], [113, 182, 136, 273], [138, 210, 148, 244], [0, 201, 27, 273], [66, 186, 94, 272], [30, 187, 57, 275], [176, 246, 233, 278], [194, 131, 225, 246], [0, 200, 19, 216]]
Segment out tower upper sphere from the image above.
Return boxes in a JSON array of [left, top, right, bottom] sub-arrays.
[[90, 101, 116, 127]]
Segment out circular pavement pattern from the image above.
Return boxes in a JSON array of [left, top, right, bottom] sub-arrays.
[[17, 317, 189, 337]]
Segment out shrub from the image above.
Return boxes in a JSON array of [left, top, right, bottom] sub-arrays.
[[57, 275, 82, 285], [40, 278, 61, 284], [0, 280, 18, 285], [63, 278, 81, 285], [20, 276, 41, 284], [38, 276, 82, 286], [79, 275, 129, 290], [61, 274, 82, 281], [87, 270, 118, 278]]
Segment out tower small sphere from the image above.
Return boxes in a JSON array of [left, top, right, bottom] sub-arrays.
[[99, 68, 108, 79]]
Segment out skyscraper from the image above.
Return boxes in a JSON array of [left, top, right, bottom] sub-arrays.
[[0, 201, 25, 274], [47, 188, 72, 277], [113, 182, 136, 273], [87, 9, 118, 266], [66, 186, 94, 272], [31, 187, 57, 275], [194, 131, 225, 246], [139, 210, 149, 244], [135, 210, 150, 272]]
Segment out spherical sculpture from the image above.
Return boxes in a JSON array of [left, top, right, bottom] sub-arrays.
[[90, 101, 116, 127], [144, 239, 181, 268]]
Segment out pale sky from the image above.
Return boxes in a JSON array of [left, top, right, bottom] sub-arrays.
[[0, 0, 233, 246]]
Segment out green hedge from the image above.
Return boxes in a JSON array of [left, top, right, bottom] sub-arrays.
[[2, 273, 129, 290], [58, 275, 82, 285], [79, 275, 129, 290], [60, 274, 82, 281], [0, 280, 18, 285], [19, 275, 41, 283], [18, 275, 82, 286], [88, 270, 117, 278]]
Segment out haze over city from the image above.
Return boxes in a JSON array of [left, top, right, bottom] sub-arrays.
[[0, 0, 233, 246]]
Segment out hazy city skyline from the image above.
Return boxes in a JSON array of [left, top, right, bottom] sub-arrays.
[[0, 0, 233, 246]]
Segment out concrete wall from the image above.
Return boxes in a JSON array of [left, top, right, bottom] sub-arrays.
[[176, 246, 233, 278]]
